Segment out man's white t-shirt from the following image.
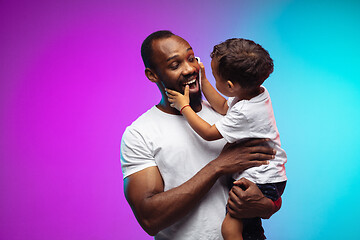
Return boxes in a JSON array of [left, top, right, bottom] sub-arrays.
[[121, 102, 229, 240], [215, 87, 287, 184]]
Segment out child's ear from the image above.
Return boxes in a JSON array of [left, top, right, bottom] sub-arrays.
[[227, 80, 241, 93], [227, 80, 236, 91], [145, 68, 159, 83]]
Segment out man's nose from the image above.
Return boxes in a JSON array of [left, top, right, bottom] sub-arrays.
[[182, 61, 196, 76]]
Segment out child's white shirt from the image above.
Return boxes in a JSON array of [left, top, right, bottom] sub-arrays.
[[215, 86, 287, 183]]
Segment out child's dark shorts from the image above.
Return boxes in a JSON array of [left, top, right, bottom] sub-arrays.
[[235, 181, 287, 240]]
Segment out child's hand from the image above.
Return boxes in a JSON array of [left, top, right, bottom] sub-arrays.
[[199, 62, 208, 87], [166, 86, 190, 112]]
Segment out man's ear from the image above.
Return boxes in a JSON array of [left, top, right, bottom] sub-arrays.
[[145, 68, 158, 83]]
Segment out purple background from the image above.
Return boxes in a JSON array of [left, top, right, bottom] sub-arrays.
[[1, 0, 360, 239]]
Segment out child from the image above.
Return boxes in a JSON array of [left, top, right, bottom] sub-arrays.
[[166, 38, 287, 240]]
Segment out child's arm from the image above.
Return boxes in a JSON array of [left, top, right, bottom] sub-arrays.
[[166, 86, 223, 141], [199, 63, 229, 115]]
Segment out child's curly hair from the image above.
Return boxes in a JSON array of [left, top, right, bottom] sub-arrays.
[[211, 38, 274, 89]]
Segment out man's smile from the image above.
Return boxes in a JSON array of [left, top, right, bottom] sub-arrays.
[[180, 73, 200, 93]]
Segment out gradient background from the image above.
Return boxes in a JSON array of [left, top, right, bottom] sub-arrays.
[[1, 0, 359, 239]]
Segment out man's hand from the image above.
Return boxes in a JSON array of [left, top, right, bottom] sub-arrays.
[[211, 138, 279, 220], [166, 86, 190, 111], [212, 138, 275, 176], [227, 178, 278, 219]]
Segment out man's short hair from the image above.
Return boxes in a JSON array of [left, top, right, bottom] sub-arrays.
[[210, 38, 274, 89], [141, 30, 175, 69]]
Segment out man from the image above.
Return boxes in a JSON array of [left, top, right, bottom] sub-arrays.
[[120, 30, 281, 240]]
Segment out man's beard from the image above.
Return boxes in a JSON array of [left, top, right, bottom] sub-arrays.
[[189, 87, 202, 108]]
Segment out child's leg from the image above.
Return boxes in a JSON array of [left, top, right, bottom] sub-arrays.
[[221, 212, 243, 240]]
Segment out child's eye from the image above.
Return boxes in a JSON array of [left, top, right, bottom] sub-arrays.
[[188, 56, 195, 62]]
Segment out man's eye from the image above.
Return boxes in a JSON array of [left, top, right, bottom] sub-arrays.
[[189, 56, 195, 62], [170, 62, 179, 69]]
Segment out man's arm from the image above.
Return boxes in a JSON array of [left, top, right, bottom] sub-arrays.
[[124, 139, 275, 236], [124, 163, 221, 236], [226, 178, 282, 220]]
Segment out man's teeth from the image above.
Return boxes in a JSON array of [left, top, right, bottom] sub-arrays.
[[184, 79, 196, 85]]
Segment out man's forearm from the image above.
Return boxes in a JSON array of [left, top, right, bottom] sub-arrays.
[[125, 139, 275, 235], [125, 162, 222, 236]]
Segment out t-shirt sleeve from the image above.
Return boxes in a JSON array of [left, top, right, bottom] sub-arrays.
[[120, 126, 157, 179], [215, 104, 250, 143]]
